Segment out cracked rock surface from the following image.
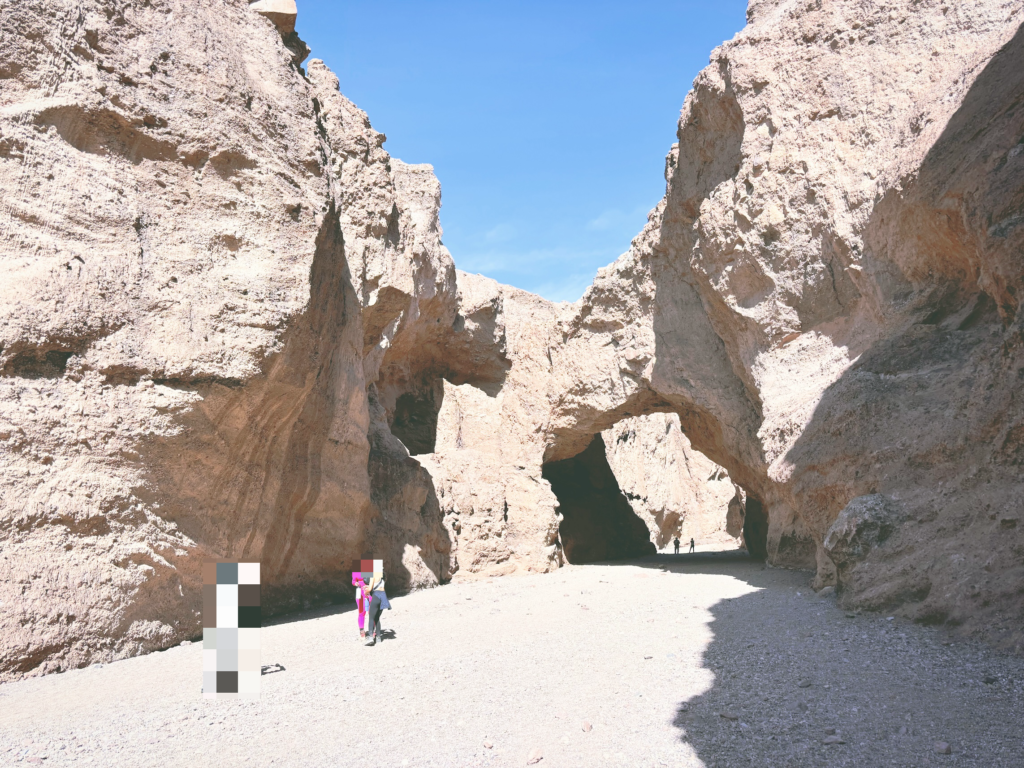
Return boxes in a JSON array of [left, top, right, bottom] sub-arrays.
[[0, 0, 457, 680]]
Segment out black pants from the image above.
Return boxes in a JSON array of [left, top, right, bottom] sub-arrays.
[[367, 594, 384, 639], [674, 543, 680, 553]]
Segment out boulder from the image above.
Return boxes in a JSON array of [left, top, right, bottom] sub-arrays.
[[823, 495, 905, 580]]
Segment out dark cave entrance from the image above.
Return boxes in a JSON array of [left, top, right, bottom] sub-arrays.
[[742, 495, 769, 561], [390, 388, 441, 455], [542, 434, 657, 564]]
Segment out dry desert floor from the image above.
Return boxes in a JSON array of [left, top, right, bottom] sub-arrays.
[[2, 549, 1023, 767]]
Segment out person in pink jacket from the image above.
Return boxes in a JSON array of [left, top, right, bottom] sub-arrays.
[[352, 572, 369, 639]]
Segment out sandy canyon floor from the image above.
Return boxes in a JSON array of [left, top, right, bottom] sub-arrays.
[[1, 550, 1022, 768]]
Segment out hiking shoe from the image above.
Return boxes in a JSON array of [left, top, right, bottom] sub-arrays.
[[364, 636, 376, 646]]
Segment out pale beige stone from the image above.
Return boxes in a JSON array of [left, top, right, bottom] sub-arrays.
[[0, 4, 452, 680], [249, 0, 298, 34], [602, 414, 742, 550], [419, 0, 1024, 651], [521, 0, 1024, 645]]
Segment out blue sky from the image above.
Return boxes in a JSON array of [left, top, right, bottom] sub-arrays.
[[296, 1, 748, 302]]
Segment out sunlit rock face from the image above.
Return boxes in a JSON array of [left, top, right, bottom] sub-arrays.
[[0, 0, 453, 681], [527, 0, 1024, 650], [602, 414, 743, 551], [249, 0, 297, 34], [423, 0, 1024, 651]]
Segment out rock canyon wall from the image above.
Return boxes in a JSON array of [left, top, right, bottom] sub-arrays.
[[533, 0, 1024, 650], [2, 0, 1023, 680], [403, 0, 1024, 652], [0, 0, 458, 680], [603, 414, 744, 551]]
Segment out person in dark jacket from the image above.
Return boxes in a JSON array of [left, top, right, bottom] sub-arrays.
[[364, 569, 391, 646], [673, 537, 681, 554]]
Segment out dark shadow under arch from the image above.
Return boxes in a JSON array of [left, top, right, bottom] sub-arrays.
[[543, 434, 656, 564]]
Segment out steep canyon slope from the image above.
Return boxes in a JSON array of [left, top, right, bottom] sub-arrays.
[[420, 0, 1024, 652], [535, 0, 1024, 648], [0, 0, 459, 680]]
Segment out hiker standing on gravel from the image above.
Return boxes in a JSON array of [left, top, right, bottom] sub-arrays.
[[364, 568, 391, 646], [689, 538, 695, 553], [673, 536, 680, 554]]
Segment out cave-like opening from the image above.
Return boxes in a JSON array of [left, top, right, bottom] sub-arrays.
[[599, 412, 752, 552], [389, 388, 441, 455], [742, 495, 768, 560], [542, 434, 656, 564]]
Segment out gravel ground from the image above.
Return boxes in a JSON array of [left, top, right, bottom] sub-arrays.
[[1, 550, 1022, 767]]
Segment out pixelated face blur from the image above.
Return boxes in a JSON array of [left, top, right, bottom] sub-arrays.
[[353, 558, 383, 587], [202, 560, 261, 699]]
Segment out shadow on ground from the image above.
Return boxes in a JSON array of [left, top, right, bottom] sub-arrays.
[[261, 602, 398, 644], [261, 601, 356, 628], [614, 551, 1024, 767]]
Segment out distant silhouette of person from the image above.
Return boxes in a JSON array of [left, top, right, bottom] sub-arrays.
[[673, 537, 680, 554], [689, 538, 695, 554]]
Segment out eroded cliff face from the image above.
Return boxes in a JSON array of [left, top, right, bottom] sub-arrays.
[[417, 272, 564, 578], [0, 0, 453, 680], [419, 0, 1024, 652], [530, 0, 1024, 649]]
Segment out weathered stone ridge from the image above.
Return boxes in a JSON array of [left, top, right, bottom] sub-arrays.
[[533, 0, 1024, 647], [420, 0, 1024, 653]]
